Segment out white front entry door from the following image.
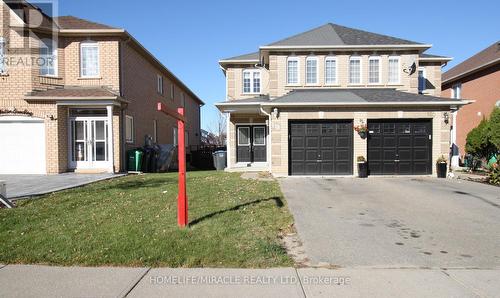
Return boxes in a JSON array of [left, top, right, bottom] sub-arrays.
[[69, 117, 110, 170], [0, 116, 46, 174]]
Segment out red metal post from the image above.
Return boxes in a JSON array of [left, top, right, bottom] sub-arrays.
[[177, 107, 188, 227]]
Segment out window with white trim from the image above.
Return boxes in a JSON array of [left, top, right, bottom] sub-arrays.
[[157, 75, 163, 95], [287, 57, 299, 85], [80, 41, 99, 77], [388, 56, 400, 84], [242, 69, 261, 93], [325, 56, 337, 84], [452, 83, 462, 99], [125, 115, 134, 143], [40, 38, 57, 76], [0, 37, 6, 74], [306, 56, 318, 84], [418, 67, 426, 94], [349, 56, 361, 84], [368, 56, 380, 84]]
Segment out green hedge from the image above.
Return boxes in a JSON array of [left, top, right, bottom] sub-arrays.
[[465, 107, 500, 159]]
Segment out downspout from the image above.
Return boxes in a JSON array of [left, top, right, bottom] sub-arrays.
[[119, 36, 132, 172], [260, 106, 272, 173]]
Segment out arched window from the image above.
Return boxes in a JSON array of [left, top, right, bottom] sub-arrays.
[[287, 57, 299, 85], [325, 56, 337, 85], [80, 41, 99, 77]]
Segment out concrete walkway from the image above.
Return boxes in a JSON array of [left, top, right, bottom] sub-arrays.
[[0, 264, 498, 297], [0, 173, 125, 199]]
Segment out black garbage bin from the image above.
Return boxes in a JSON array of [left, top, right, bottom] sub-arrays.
[[213, 150, 227, 171]]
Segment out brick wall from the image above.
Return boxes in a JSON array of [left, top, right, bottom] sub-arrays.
[[120, 41, 201, 153], [442, 64, 500, 156]]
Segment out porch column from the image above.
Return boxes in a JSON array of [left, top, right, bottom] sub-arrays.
[[106, 105, 115, 173]]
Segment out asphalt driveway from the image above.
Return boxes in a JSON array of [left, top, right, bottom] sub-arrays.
[[279, 177, 500, 269]]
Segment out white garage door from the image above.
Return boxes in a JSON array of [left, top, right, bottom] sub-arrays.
[[0, 116, 46, 174]]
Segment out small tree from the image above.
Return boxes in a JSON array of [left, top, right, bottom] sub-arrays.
[[465, 118, 493, 159], [488, 107, 500, 150]]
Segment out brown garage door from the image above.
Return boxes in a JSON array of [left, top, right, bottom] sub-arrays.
[[289, 121, 353, 175]]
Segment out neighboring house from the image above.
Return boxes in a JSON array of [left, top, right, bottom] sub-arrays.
[[442, 41, 500, 167], [216, 23, 468, 176], [0, 0, 203, 174]]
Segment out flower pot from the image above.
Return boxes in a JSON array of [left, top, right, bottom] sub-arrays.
[[358, 131, 367, 139], [358, 162, 368, 178], [437, 162, 447, 178]]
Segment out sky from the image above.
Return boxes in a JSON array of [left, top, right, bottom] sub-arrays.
[[58, 0, 500, 131]]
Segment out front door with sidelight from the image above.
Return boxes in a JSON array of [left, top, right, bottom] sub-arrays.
[[236, 125, 267, 163], [69, 117, 110, 170]]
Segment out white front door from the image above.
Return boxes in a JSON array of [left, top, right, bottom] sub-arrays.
[[69, 117, 110, 170]]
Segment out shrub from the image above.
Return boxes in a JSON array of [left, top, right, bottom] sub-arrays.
[[488, 107, 500, 149], [465, 118, 495, 159], [488, 162, 500, 185], [357, 156, 366, 162]]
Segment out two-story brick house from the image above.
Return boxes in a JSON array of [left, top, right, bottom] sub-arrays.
[[216, 23, 468, 176], [0, 0, 203, 174]]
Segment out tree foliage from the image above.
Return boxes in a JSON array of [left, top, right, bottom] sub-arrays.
[[465, 107, 500, 159]]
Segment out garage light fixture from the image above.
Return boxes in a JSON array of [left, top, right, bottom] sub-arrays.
[[443, 112, 449, 124]]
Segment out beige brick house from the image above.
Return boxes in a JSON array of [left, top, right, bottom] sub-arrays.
[[0, 0, 203, 174], [216, 23, 469, 176]]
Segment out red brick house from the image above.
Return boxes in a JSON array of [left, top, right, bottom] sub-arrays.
[[442, 41, 500, 167]]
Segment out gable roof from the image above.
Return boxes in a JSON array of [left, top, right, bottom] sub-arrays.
[[266, 23, 422, 47], [442, 41, 500, 84], [54, 16, 118, 30]]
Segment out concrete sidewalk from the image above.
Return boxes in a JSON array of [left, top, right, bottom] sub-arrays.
[[0, 264, 498, 297]]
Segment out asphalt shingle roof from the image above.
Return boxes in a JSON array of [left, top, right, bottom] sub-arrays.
[[420, 53, 450, 59], [271, 89, 461, 103], [27, 87, 119, 98], [266, 23, 421, 46], [443, 41, 500, 83], [222, 52, 259, 61], [54, 16, 118, 30]]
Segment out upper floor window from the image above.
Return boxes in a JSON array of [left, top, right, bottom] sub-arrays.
[[325, 56, 337, 84], [452, 83, 461, 99], [80, 41, 99, 77], [349, 56, 362, 84], [418, 67, 426, 94], [40, 38, 57, 76], [368, 56, 380, 84], [243, 69, 261, 93], [287, 57, 299, 85], [306, 57, 318, 84], [0, 37, 6, 74], [157, 75, 163, 95], [171, 84, 175, 99], [181, 92, 186, 107], [388, 56, 400, 84]]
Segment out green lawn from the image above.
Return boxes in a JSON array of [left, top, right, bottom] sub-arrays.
[[0, 171, 294, 268]]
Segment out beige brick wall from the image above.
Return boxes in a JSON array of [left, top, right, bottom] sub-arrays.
[[419, 61, 442, 96], [120, 42, 201, 153], [226, 65, 269, 100], [225, 51, 428, 100], [267, 108, 450, 177]]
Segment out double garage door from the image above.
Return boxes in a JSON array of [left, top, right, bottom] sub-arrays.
[[289, 119, 432, 176]]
